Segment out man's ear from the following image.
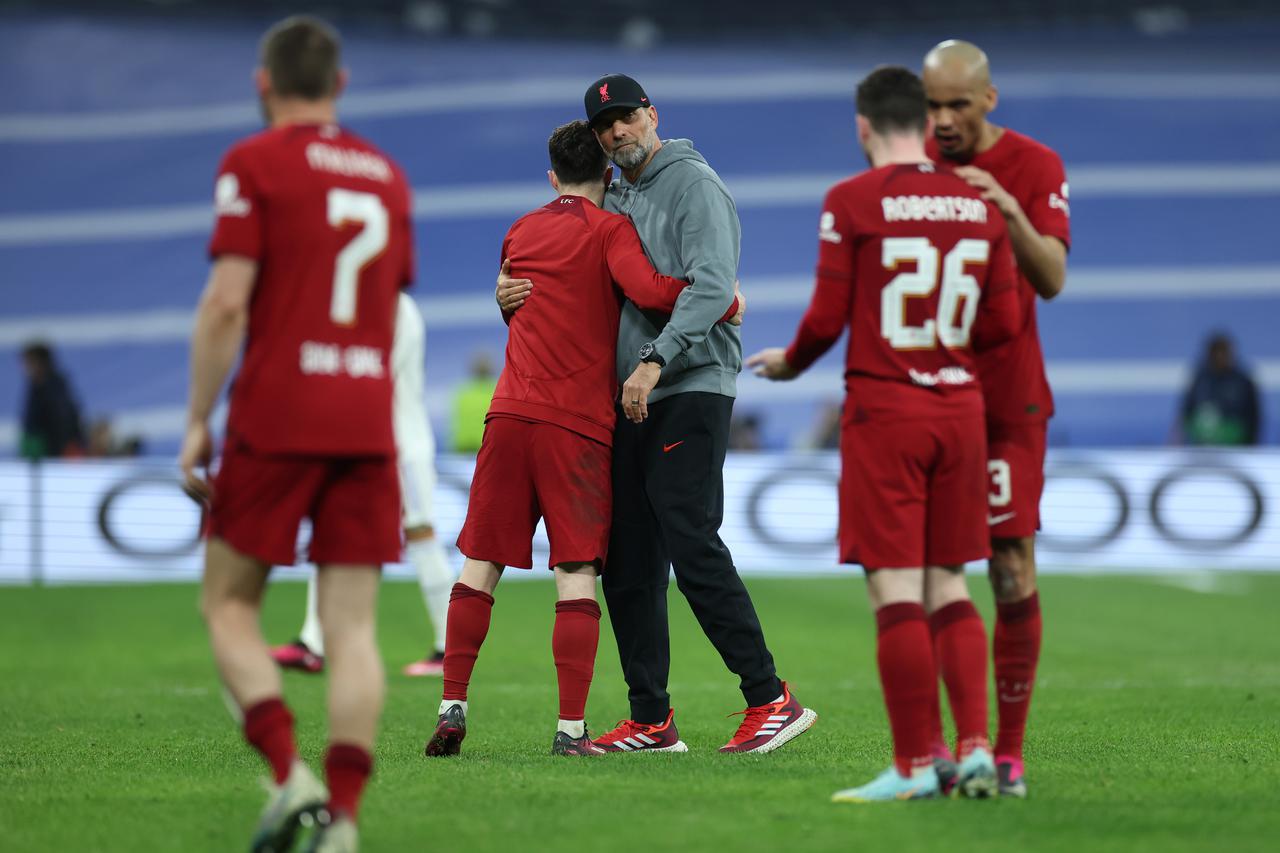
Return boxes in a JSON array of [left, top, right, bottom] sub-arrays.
[[985, 84, 999, 115], [855, 114, 871, 146], [547, 170, 560, 194], [333, 68, 350, 99], [254, 67, 271, 100]]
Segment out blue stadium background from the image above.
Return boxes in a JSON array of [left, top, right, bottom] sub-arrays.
[[2, 10, 1278, 453]]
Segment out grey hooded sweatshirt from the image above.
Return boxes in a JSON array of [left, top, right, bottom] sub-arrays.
[[605, 138, 741, 403]]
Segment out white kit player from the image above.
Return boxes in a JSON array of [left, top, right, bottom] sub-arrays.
[[272, 292, 455, 676]]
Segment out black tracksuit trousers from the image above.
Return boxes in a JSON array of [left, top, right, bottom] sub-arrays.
[[604, 391, 782, 724]]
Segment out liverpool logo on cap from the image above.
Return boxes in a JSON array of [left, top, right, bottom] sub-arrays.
[[599, 84, 610, 102]]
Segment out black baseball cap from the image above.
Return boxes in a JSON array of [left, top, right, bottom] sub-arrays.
[[584, 74, 652, 128]]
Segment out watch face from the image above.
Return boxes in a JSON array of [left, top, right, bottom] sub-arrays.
[[638, 342, 655, 359]]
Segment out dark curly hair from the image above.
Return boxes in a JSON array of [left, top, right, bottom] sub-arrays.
[[856, 65, 927, 135], [548, 120, 609, 186]]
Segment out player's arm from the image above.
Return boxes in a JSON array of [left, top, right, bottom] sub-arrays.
[[748, 193, 854, 381], [180, 256, 257, 500], [494, 232, 525, 325], [605, 219, 740, 321], [645, 178, 741, 365], [971, 231, 1023, 352], [955, 164, 1068, 301]]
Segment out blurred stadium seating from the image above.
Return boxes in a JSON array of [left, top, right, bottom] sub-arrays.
[[1, 6, 1279, 454]]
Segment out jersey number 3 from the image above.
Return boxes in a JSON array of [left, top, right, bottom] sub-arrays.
[[328, 188, 389, 325], [881, 237, 987, 350]]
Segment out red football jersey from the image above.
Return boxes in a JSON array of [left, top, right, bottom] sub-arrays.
[[491, 195, 697, 446], [785, 162, 1021, 421], [208, 123, 413, 456], [926, 128, 1070, 423]]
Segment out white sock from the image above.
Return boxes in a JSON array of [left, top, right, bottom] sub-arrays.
[[558, 719, 585, 739], [298, 571, 324, 655], [440, 699, 468, 716], [408, 537, 454, 654]]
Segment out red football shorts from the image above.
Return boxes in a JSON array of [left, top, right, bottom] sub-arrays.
[[985, 419, 1048, 539], [458, 416, 611, 570], [839, 415, 990, 570], [209, 440, 402, 567]]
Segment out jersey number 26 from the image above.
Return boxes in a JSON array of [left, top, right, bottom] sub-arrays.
[[881, 237, 988, 350]]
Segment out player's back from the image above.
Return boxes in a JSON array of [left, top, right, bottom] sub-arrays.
[[926, 129, 1069, 423], [490, 197, 632, 446], [829, 162, 1018, 420], [209, 123, 413, 456]]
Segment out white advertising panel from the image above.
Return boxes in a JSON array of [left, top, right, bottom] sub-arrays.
[[0, 449, 1277, 585]]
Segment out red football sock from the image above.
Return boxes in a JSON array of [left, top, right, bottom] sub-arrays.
[[924, 618, 951, 760], [930, 600, 990, 759], [324, 743, 373, 821], [994, 592, 1042, 761], [552, 598, 602, 721], [442, 583, 495, 702], [875, 602, 937, 778], [243, 697, 296, 785]]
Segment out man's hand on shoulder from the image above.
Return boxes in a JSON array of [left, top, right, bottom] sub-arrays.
[[954, 165, 1021, 220], [496, 258, 533, 314], [621, 362, 662, 423], [746, 348, 799, 381]]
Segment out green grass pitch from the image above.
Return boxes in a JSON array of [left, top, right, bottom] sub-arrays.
[[2, 573, 1278, 852]]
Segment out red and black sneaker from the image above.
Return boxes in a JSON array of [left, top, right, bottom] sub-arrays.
[[424, 703, 467, 757], [592, 710, 688, 753], [719, 681, 817, 754], [270, 640, 324, 674]]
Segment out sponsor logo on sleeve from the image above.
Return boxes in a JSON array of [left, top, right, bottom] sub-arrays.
[[818, 210, 842, 244], [1049, 181, 1070, 216], [213, 173, 251, 218]]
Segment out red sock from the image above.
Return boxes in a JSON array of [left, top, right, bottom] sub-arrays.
[[994, 592, 1042, 761], [243, 698, 296, 785], [553, 598, 601, 721], [442, 583, 495, 702], [924, 618, 951, 760], [930, 600, 990, 759], [325, 743, 373, 821], [875, 602, 937, 777]]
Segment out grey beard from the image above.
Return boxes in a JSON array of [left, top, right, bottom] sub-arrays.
[[611, 140, 651, 171]]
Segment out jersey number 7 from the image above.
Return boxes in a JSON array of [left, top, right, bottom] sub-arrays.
[[328, 188, 389, 325], [881, 237, 988, 350]]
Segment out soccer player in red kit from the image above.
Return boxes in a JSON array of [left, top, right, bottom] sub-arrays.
[[178, 17, 412, 851], [423, 120, 740, 758], [923, 39, 1071, 798], [748, 66, 1021, 802]]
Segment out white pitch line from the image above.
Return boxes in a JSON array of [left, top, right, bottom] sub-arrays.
[[2, 69, 1278, 142], [2, 163, 1279, 246]]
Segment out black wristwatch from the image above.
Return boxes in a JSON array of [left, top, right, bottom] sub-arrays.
[[638, 341, 666, 368]]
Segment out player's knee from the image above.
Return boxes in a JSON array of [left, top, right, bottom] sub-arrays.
[[988, 538, 1037, 601], [199, 590, 244, 635]]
